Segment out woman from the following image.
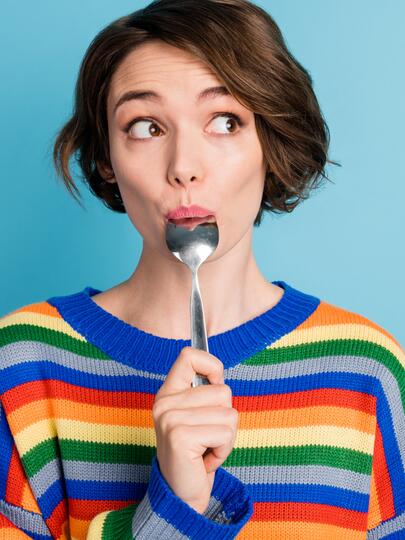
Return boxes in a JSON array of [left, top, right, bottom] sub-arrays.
[[0, 1, 404, 538]]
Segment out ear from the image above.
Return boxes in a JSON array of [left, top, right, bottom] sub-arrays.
[[97, 161, 116, 183]]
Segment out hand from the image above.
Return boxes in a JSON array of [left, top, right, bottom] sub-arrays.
[[152, 346, 238, 514]]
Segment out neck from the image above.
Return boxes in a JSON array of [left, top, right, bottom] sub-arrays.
[[104, 228, 283, 339]]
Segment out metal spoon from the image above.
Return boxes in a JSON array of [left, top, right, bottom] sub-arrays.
[[165, 218, 219, 388]]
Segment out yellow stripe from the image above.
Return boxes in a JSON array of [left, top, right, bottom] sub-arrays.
[[86, 511, 108, 540], [269, 323, 405, 367], [0, 311, 86, 341], [15, 418, 57, 455], [236, 424, 374, 454], [16, 418, 374, 456]]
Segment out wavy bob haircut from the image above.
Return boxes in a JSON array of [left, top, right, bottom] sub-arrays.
[[53, 0, 339, 226]]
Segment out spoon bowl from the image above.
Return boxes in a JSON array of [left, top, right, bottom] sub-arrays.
[[165, 219, 219, 387]]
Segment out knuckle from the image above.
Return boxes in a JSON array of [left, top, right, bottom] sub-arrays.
[[168, 424, 186, 446], [158, 409, 173, 433], [152, 397, 167, 421]]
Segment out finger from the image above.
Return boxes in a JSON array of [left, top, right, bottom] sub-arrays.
[[158, 347, 224, 396], [158, 406, 238, 433], [154, 384, 233, 418], [179, 424, 235, 463]]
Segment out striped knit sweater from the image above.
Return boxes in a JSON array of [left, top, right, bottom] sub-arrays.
[[0, 280, 404, 539]]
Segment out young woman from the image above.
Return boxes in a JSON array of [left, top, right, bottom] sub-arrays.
[[1, 1, 404, 539]]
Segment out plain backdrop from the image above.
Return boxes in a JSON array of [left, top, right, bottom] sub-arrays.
[[1, 0, 404, 347]]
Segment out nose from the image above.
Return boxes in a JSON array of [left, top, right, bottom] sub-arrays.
[[167, 128, 203, 189]]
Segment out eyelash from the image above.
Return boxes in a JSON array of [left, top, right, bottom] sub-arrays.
[[123, 112, 244, 138]]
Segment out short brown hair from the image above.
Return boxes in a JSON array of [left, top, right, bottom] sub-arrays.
[[53, 0, 340, 226]]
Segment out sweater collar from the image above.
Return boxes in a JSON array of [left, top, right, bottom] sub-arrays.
[[47, 280, 320, 373]]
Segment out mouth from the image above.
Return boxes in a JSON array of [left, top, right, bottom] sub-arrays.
[[167, 215, 217, 230]]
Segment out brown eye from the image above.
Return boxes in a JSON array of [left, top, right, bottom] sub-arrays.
[[127, 119, 163, 139], [209, 113, 243, 134]]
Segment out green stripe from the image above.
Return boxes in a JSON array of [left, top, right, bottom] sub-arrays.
[[22, 437, 60, 477], [223, 444, 373, 474], [245, 340, 404, 406], [59, 439, 156, 464], [0, 324, 111, 360], [102, 503, 137, 540], [22, 438, 371, 477]]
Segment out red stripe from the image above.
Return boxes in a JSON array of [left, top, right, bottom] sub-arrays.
[[373, 421, 395, 521], [2, 380, 154, 413], [251, 501, 368, 530], [45, 498, 68, 540], [5, 447, 25, 506], [233, 388, 376, 414], [70, 499, 369, 530], [69, 498, 138, 520], [2, 381, 375, 417]]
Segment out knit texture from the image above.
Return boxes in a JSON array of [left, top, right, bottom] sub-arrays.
[[0, 279, 404, 539]]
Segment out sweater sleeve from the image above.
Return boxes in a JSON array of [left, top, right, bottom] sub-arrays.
[[86, 454, 253, 539], [0, 400, 53, 539], [366, 340, 405, 539]]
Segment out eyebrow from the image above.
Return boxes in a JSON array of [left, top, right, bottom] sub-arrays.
[[113, 85, 231, 115]]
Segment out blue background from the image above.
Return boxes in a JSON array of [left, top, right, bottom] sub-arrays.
[[1, 0, 404, 346]]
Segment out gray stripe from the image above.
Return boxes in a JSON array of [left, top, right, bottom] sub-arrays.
[[0, 341, 163, 380], [0, 498, 52, 537], [203, 495, 234, 524], [131, 490, 231, 538], [227, 354, 405, 465], [367, 508, 405, 539], [132, 491, 189, 539], [62, 460, 371, 495], [30, 458, 64, 499], [3, 342, 403, 500]]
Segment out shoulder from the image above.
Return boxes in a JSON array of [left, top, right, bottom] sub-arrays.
[[306, 298, 404, 381], [0, 297, 81, 343], [0, 298, 87, 392]]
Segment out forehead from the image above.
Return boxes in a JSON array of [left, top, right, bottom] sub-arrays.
[[108, 40, 221, 105]]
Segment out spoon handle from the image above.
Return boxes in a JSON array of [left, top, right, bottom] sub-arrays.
[[190, 269, 210, 387]]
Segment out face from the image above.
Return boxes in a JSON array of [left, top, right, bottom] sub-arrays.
[[101, 39, 266, 262]]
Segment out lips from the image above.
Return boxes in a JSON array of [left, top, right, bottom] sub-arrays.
[[165, 204, 215, 220]]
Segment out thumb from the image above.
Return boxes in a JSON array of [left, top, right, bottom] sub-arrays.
[[203, 446, 227, 474]]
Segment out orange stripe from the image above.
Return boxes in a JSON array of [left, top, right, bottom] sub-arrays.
[[12, 301, 62, 318], [238, 519, 365, 540], [302, 301, 402, 348], [69, 516, 91, 539], [20, 481, 41, 514], [0, 513, 31, 539], [8, 396, 376, 436], [367, 461, 382, 530]]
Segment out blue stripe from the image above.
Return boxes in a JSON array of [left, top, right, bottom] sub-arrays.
[[36, 481, 66, 520], [374, 379, 405, 514], [0, 401, 14, 500], [65, 479, 145, 501], [249, 482, 370, 512]]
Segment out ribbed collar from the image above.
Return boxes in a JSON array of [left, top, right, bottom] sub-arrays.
[[47, 280, 320, 373]]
